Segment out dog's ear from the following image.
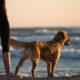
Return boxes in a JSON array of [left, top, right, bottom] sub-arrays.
[[58, 31, 69, 39], [53, 31, 65, 41], [57, 31, 66, 38], [52, 31, 69, 43]]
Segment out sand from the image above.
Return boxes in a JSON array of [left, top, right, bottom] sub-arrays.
[[0, 74, 80, 80]]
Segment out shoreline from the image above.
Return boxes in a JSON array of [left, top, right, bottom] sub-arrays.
[[0, 74, 80, 80]]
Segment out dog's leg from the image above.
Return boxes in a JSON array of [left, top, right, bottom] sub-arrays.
[[31, 47, 40, 77], [15, 56, 28, 75], [47, 62, 52, 77], [31, 59, 39, 77], [15, 48, 30, 75], [51, 61, 57, 77], [15, 60, 23, 75]]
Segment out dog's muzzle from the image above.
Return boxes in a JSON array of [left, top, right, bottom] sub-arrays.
[[64, 39, 70, 46]]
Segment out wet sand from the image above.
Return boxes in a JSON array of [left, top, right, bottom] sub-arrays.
[[0, 74, 80, 80]]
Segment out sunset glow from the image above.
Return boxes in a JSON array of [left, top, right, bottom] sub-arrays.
[[6, 0, 80, 28]]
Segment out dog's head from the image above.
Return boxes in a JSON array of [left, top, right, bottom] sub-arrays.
[[53, 31, 70, 46]]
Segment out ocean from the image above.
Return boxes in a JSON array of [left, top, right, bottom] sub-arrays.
[[0, 27, 80, 77]]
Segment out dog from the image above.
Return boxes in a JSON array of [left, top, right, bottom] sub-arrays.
[[9, 31, 70, 77]]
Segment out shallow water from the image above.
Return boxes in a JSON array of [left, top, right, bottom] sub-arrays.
[[0, 27, 80, 77]]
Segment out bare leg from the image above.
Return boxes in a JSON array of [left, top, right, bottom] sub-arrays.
[[3, 52, 11, 76]]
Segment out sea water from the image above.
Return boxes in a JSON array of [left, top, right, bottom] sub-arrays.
[[0, 27, 80, 77]]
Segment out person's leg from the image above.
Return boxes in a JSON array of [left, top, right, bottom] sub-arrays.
[[0, 0, 12, 77], [1, 27, 11, 76], [2, 52, 11, 75], [2, 51, 11, 76]]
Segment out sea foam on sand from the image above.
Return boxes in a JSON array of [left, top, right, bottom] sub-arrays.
[[0, 73, 80, 80]]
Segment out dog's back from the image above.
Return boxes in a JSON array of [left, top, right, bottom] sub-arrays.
[[9, 38, 46, 49]]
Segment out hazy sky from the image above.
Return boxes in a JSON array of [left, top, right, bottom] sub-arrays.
[[6, 0, 80, 28]]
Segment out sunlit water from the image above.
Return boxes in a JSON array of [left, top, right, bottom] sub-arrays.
[[0, 27, 80, 77]]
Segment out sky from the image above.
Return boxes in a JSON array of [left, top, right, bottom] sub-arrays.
[[6, 0, 80, 28]]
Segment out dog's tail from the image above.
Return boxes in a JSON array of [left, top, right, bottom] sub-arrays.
[[9, 38, 28, 49]]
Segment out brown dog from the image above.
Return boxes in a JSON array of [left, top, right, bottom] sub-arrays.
[[9, 31, 70, 77]]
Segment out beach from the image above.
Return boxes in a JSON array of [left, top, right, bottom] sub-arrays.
[[0, 74, 80, 80], [0, 27, 80, 80]]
